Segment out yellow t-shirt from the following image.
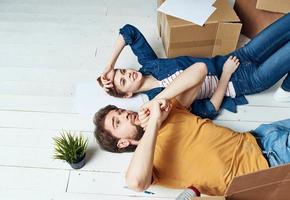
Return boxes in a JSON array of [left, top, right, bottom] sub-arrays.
[[152, 99, 269, 195]]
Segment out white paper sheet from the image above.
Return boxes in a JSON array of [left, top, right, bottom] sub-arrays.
[[73, 81, 148, 118], [158, 0, 217, 26]]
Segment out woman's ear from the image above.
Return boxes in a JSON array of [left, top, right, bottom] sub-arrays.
[[123, 92, 133, 98]]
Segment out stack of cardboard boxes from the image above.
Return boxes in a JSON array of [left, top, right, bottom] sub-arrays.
[[234, 0, 290, 38], [157, 0, 290, 57], [157, 0, 242, 58]]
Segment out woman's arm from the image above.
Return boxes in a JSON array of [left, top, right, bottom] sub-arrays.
[[209, 56, 240, 111], [99, 34, 126, 89], [119, 24, 158, 65], [107, 34, 126, 69], [154, 62, 207, 102]]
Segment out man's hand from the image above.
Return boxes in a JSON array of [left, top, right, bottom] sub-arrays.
[[223, 56, 240, 76], [100, 65, 115, 90], [138, 99, 172, 130]]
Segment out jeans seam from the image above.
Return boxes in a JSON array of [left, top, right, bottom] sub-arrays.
[[256, 37, 285, 64]]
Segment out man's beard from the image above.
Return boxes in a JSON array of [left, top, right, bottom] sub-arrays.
[[133, 124, 145, 141]]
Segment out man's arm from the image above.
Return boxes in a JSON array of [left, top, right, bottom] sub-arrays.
[[125, 118, 159, 191], [154, 62, 207, 107], [126, 99, 171, 192]]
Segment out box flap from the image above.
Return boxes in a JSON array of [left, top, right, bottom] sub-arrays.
[[225, 164, 290, 200], [207, 0, 240, 23], [256, 0, 290, 14]]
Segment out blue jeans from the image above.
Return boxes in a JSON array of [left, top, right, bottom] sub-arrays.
[[229, 13, 290, 95], [252, 119, 290, 167]]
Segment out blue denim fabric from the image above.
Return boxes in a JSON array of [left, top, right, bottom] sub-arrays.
[[119, 24, 247, 119], [252, 119, 290, 167], [227, 13, 290, 95]]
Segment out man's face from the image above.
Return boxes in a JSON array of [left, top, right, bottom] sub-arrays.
[[104, 108, 143, 140], [113, 69, 143, 95]]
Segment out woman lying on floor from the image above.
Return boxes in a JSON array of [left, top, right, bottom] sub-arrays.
[[97, 13, 290, 119]]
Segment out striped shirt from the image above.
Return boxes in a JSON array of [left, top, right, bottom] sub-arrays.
[[158, 70, 236, 99]]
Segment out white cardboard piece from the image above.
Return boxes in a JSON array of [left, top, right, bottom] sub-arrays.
[[157, 0, 217, 26]]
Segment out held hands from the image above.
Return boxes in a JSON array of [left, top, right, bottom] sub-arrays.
[[99, 65, 115, 91], [223, 56, 240, 76], [138, 99, 172, 130]]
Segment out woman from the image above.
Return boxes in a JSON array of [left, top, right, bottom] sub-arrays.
[[97, 13, 290, 119]]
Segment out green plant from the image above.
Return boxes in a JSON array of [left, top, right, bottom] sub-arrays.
[[53, 130, 88, 164]]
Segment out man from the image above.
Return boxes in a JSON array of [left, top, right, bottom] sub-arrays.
[[93, 62, 290, 196]]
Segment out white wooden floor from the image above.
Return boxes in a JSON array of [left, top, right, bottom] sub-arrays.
[[0, 0, 289, 199]]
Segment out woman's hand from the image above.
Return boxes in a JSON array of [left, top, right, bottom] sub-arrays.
[[100, 65, 115, 90], [209, 56, 240, 112], [223, 56, 240, 76]]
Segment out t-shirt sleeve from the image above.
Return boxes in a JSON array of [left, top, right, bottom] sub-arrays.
[[151, 167, 159, 185], [171, 98, 188, 111]]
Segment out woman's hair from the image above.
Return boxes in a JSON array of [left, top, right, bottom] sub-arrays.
[[93, 105, 137, 153], [97, 69, 126, 98]]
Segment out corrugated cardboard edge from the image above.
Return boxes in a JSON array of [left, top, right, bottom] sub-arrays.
[[157, 0, 163, 36], [225, 164, 290, 200], [193, 197, 225, 200], [256, 0, 290, 14]]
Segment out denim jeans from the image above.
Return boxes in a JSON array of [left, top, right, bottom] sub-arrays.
[[252, 119, 290, 167], [229, 13, 290, 95]]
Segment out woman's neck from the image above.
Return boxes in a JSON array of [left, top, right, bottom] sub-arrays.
[[136, 75, 160, 92]]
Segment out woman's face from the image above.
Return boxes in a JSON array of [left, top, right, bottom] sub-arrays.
[[113, 69, 143, 96]]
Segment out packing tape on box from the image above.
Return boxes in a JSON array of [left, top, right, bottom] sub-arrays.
[[170, 39, 222, 48]]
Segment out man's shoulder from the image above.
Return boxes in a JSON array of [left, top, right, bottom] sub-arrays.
[[170, 98, 189, 112]]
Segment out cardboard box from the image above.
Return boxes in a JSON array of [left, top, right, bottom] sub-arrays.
[[194, 164, 290, 200], [234, 0, 285, 38], [157, 0, 163, 36], [157, 0, 242, 58], [256, 0, 290, 14]]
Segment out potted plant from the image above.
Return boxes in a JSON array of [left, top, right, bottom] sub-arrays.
[[53, 130, 88, 169]]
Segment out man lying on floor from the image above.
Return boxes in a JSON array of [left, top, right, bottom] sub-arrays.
[[93, 86, 290, 196]]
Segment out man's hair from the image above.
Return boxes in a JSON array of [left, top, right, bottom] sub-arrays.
[[97, 69, 126, 98], [93, 105, 137, 153]]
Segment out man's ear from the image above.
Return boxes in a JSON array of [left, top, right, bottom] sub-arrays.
[[123, 92, 133, 98], [117, 138, 138, 149]]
